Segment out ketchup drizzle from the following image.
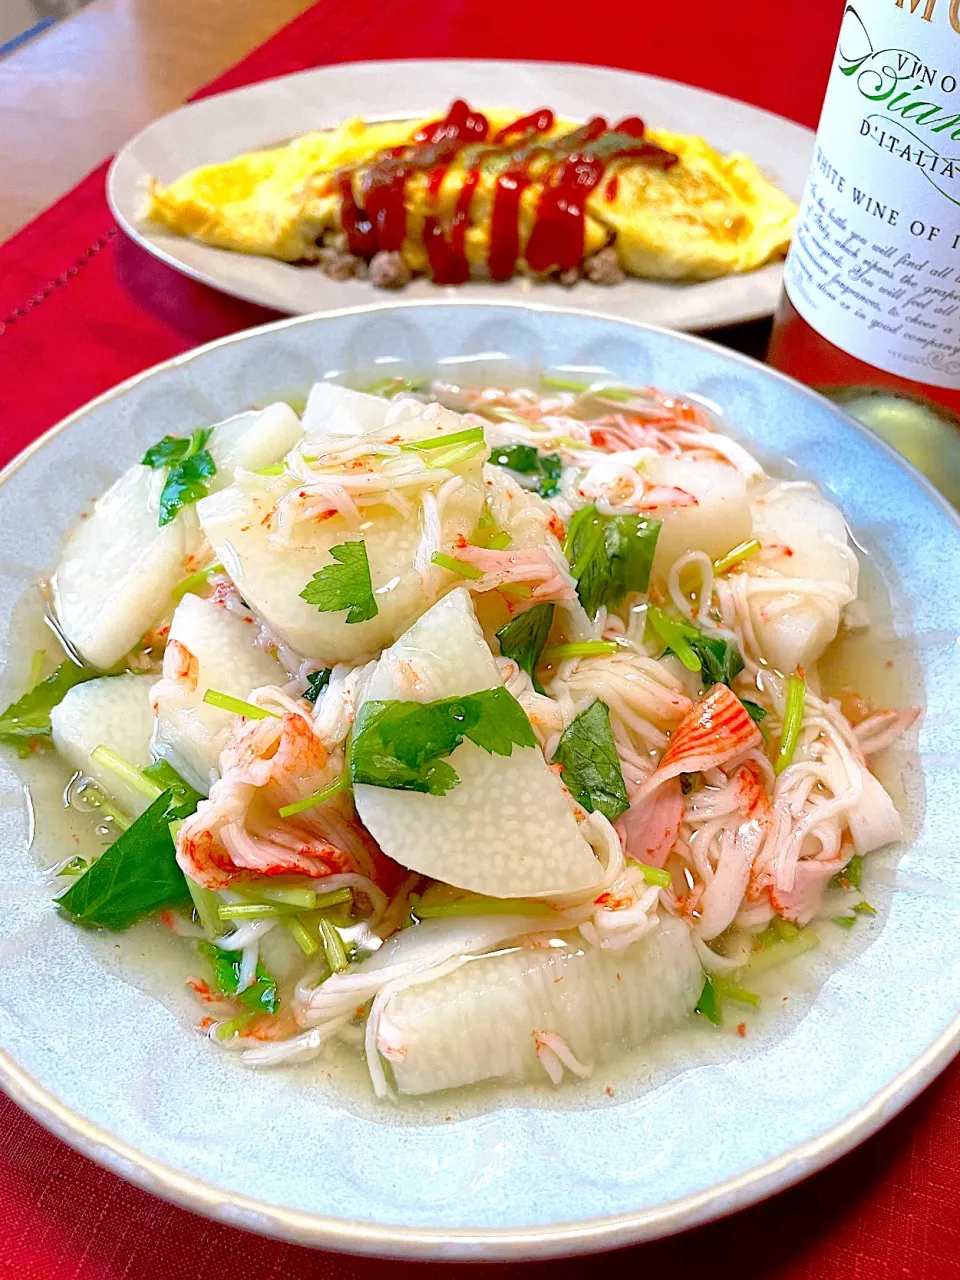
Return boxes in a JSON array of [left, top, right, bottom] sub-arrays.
[[331, 101, 677, 283]]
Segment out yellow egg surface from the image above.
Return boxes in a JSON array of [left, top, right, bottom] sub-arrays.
[[145, 108, 795, 283]]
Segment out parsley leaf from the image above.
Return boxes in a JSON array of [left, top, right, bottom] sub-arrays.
[[57, 762, 201, 931], [741, 699, 767, 725], [551, 699, 629, 821], [304, 669, 332, 705], [496, 603, 554, 695], [685, 631, 744, 686], [490, 443, 562, 498], [198, 942, 280, 1014], [350, 687, 536, 795], [564, 504, 660, 618], [142, 759, 204, 817], [0, 660, 96, 751], [142, 428, 217, 527], [300, 541, 378, 624], [648, 607, 745, 687]]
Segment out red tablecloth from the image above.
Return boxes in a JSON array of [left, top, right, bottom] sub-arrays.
[[2, 1, 959, 1276]]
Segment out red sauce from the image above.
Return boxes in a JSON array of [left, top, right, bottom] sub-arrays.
[[412, 98, 489, 146], [604, 172, 619, 203], [332, 101, 678, 282], [494, 108, 555, 143], [613, 115, 646, 138], [489, 168, 532, 281]]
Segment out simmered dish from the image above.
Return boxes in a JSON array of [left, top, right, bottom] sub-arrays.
[[146, 100, 796, 289], [3, 374, 917, 1099]]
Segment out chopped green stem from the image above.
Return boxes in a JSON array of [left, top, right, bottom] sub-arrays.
[[542, 373, 588, 393], [365, 375, 422, 397], [172, 561, 225, 602], [626, 858, 671, 888], [90, 745, 164, 800], [423, 440, 485, 470], [400, 426, 484, 452], [168, 819, 183, 843], [646, 606, 701, 673], [430, 552, 484, 580], [212, 1012, 256, 1041], [591, 386, 635, 402], [854, 900, 877, 916], [319, 917, 349, 973], [775, 674, 806, 775], [253, 463, 286, 477], [483, 406, 529, 424], [218, 903, 292, 920], [186, 877, 222, 939], [237, 885, 317, 909], [743, 926, 819, 977], [202, 690, 279, 720], [75, 781, 131, 833], [499, 583, 532, 599], [711, 976, 761, 1007], [695, 976, 723, 1025], [713, 539, 762, 575], [542, 641, 617, 661], [313, 887, 353, 911], [286, 916, 320, 955], [277, 771, 350, 818], [486, 531, 512, 551], [415, 897, 551, 919]]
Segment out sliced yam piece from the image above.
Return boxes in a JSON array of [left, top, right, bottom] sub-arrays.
[[747, 481, 859, 674], [353, 588, 602, 898], [52, 465, 201, 670], [385, 915, 701, 1095], [207, 402, 303, 484], [301, 383, 392, 445], [50, 674, 157, 818], [150, 593, 285, 794], [196, 461, 484, 664], [646, 456, 752, 582]]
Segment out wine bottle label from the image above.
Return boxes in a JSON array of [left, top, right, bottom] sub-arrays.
[[784, 0, 960, 390]]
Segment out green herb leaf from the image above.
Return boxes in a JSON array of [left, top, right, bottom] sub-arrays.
[[551, 699, 628, 821], [647, 607, 744, 686], [350, 687, 536, 796], [300, 540, 378, 624], [304, 669, 332, 705], [742, 699, 768, 724], [142, 429, 217, 527], [490, 443, 562, 497], [57, 790, 188, 930], [564, 504, 660, 618], [0, 660, 95, 745], [141, 759, 204, 818], [496, 603, 554, 695], [695, 975, 723, 1026], [57, 762, 202, 931], [198, 942, 280, 1014], [141, 428, 211, 469]]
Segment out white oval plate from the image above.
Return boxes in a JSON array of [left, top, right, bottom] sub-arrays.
[[107, 59, 813, 330], [1, 303, 958, 1260]]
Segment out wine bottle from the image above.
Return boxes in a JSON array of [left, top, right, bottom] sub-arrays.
[[766, 0, 960, 504]]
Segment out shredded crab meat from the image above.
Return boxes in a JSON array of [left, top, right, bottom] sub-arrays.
[[533, 1031, 592, 1085], [449, 538, 576, 602], [176, 712, 380, 890]]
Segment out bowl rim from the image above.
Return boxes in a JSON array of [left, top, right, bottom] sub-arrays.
[[3, 299, 958, 1260]]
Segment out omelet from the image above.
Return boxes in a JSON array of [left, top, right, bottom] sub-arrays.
[[146, 103, 795, 289]]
